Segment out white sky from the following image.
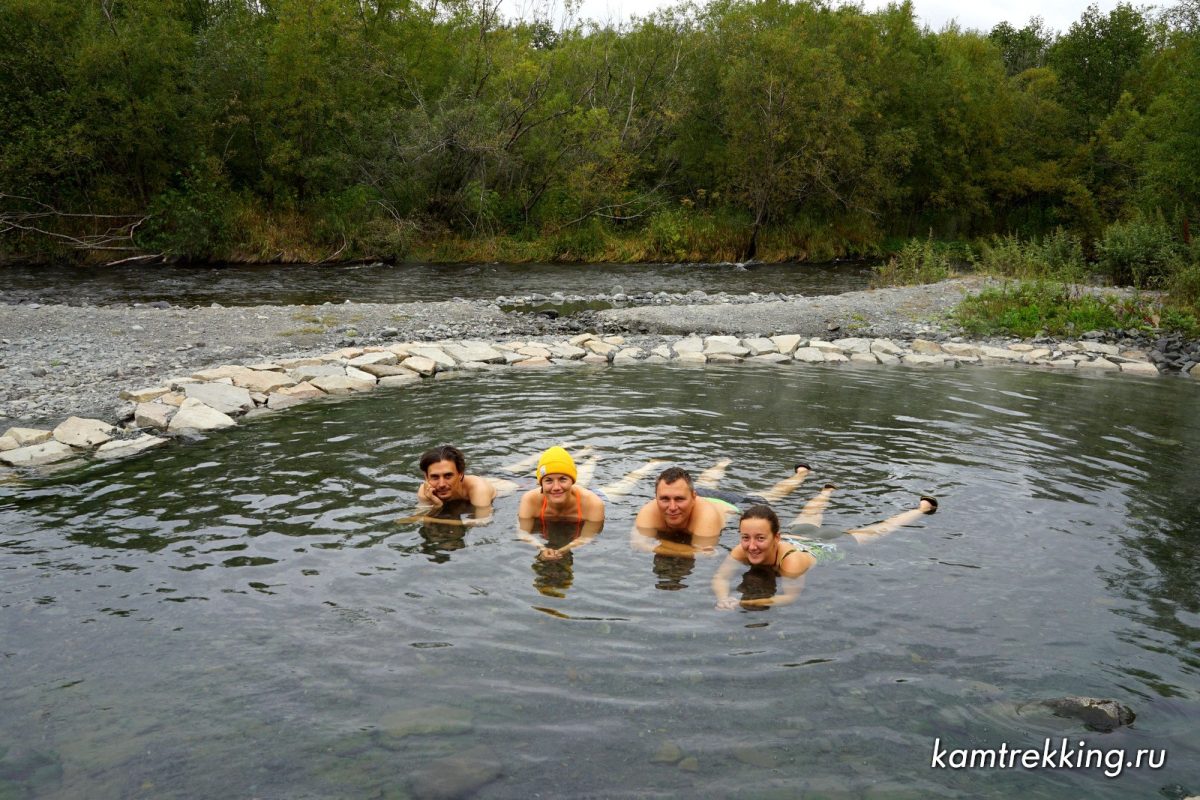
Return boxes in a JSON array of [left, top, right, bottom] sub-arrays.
[[501, 0, 1147, 36]]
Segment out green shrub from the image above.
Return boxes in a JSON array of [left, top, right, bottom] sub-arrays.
[[975, 229, 1085, 281], [955, 280, 1173, 338], [1096, 217, 1182, 287], [872, 236, 954, 286], [138, 164, 236, 261]]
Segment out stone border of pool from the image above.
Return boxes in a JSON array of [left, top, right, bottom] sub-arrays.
[[1, 330, 1195, 470]]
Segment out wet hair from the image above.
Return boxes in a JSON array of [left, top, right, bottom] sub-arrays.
[[655, 466, 695, 493], [740, 504, 780, 534], [419, 445, 466, 475]]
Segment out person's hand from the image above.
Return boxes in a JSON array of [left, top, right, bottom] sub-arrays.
[[696, 545, 717, 558], [715, 596, 740, 610], [538, 547, 563, 561]]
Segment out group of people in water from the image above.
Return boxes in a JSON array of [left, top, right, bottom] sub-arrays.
[[405, 444, 938, 608]]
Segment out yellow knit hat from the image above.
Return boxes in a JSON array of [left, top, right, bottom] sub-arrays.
[[536, 446, 577, 482]]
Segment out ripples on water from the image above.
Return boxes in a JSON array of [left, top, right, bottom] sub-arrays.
[[2, 365, 1198, 798]]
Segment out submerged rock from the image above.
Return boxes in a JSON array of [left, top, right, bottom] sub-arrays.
[[378, 706, 473, 739], [1041, 697, 1135, 732], [407, 745, 502, 800]]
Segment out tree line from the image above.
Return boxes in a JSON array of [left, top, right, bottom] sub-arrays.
[[1, 0, 1197, 268]]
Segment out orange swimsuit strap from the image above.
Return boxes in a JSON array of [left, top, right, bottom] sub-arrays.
[[540, 488, 583, 527]]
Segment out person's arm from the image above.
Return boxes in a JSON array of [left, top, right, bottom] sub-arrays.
[[712, 550, 746, 610], [738, 574, 807, 607], [459, 475, 496, 526], [542, 519, 603, 561], [516, 514, 556, 559], [580, 488, 605, 524], [691, 499, 727, 540], [630, 503, 661, 553]]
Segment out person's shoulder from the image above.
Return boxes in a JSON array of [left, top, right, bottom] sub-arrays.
[[779, 548, 815, 578], [579, 486, 605, 505], [517, 488, 540, 510]]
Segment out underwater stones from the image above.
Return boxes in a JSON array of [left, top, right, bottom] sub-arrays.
[[379, 706, 473, 739], [119, 386, 170, 403], [0, 427, 52, 450], [650, 741, 684, 764], [95, 434, 168, 459], [168, 398, 237, 432], [52, 417, 115, 448], [400, 356, 438, 376], [407, 745, 502, 800], [1041, 697, 1135, 732], [135, 402, 175, 429], [0, 440, 76, 466], [183, 383, 254, 415]]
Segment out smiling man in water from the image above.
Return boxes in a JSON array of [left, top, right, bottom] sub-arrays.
[[630, 466, 733, 557], [413, 444, 497, 525]]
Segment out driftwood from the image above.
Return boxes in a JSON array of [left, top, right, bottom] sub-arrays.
[[0, 193, 155, 264]]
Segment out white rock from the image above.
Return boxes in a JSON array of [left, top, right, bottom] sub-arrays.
[[443, 342, 506, 364], [771, 334, 803, 354], [749, 353, 791, 363], [831, 338, 871, 354], [941, 342, 982, 357], [514, 357, 553, 367], [1190, 363, 1200, 378], [651, 345, 673, 359], [876, 353, 902, 365], [603, 335, 626, 345], [290, 363, 346, 382], [135, 403, 176, 430], [1080, 342, 1120, 356], [517, 345, 552, 358], [743, 337, 779, 355], [568, 333, 596, 346], [401, 356, 438, 376], [870, 339, 904, 356], [53, 417, 115, 448], [183, 383, 254, 415], [645, 354, 669, 363], [850, 353, 879, 364], [1119, 361, 1160, 376], [822, 352, 850, 363], [311, 375, 376, 394], [704, 337, 750, 356], [232, 370, 297, 393], [806, 339, 842, 353], [792, 347, 826, 363], [1020, 349, 1052, 363], [356, 363, 412, 378], [1, 427, 53, 449], [672, 337, 704, 355], [192, 365, 254, 382], [706, 353, 741, 363], [407, 346, 457, 367], [266, 393, 307, 410], [613, 347, 645, 362], [0, 440, 77, 466], [1078, 357, 1119, 371], [584, 340, 618, 357], [95, 435, 169, 459], [547, 343, 587, 359], [379, 373, 423, 388], [677, 352, 708, 364], [911, 339, 945, 355], [344, 366, 378, 384], [348, 352, 398, 367], [581, 353, 609, 365], [1044, 359, 1077, 369], [979, 346, 1023, 362], [168, 398, 237, 432], [1008, 343, 1037, 352], [902, 354, 948, 366]]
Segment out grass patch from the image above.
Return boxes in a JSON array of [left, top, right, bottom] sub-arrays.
[[954, 281, 1196, 338], [872, 236, 957, 287]]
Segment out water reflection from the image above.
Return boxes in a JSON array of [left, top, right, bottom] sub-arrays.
[[1, 365, 1199, 797]]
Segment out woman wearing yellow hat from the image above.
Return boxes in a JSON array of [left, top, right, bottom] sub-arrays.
[[517, 446, 605, 561]]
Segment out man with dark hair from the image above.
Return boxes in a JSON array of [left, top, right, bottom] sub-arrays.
[[630, 466, 734, 557], [414, 444, 497, 525]]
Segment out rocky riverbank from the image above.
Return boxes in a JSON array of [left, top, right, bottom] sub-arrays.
[[1, 277, 1198, 450]]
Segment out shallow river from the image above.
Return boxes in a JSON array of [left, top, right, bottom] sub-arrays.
[[2, 364, 1198, 798], [0, 261, 871, 306]]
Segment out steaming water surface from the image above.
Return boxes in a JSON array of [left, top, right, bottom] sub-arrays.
[[2, 364, 1198, 798]]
